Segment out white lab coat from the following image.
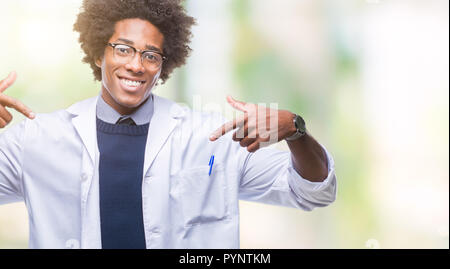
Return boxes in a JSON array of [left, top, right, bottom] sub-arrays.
[[0, 94, 337, 249]]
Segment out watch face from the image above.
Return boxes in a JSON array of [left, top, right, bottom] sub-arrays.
[[294, 115, 306, 133]]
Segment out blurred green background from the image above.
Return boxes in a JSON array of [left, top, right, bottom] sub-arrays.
[[0, 0, 448, 249]]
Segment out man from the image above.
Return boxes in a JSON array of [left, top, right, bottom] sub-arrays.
[[0, 0, 337, 249]]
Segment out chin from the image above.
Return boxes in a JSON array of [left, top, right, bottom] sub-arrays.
[[114, 93, 144, 108], [119, 99, 143, 108]]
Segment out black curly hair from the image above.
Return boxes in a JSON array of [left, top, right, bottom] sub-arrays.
[[73, 0, 195, 84]]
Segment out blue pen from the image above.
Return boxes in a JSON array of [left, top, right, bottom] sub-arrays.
[[208, 155, 214, 176]]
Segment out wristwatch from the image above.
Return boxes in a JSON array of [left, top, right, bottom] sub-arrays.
[[285, 113, 307, 141]]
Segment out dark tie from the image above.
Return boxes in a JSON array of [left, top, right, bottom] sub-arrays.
[[116, 116, 137, 126]]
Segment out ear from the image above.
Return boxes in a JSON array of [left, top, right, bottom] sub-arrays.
[[95, 57, 103, 68]]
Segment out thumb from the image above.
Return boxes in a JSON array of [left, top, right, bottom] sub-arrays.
[[227, 95, 248, 112], [0, 71, 17, 93]]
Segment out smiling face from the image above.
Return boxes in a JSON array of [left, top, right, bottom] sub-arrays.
[[96, 18, 164, 115]]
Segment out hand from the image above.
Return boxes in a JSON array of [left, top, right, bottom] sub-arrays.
[[0, 71, 35, 128], [209, 95, 297, 152]]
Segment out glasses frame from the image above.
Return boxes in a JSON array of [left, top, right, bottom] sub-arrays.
[[108, 42, 167, 69]]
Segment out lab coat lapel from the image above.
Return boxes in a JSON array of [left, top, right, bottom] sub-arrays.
[[143, 95, 183, 176], [67, 96, 99, 165]]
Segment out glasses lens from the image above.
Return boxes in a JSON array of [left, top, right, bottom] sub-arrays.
[[113, 44, 134, 61], [142, 51, 163, 69]]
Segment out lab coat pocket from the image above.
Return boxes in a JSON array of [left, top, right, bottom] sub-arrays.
[[170, 163, 229, 227]]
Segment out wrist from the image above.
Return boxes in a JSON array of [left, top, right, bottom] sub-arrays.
[[285, 113, 307, 141]]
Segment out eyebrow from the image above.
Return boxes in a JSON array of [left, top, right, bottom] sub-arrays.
[[116, 38, 163, 53]]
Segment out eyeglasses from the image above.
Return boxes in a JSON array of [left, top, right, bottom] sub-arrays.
[[108, 43, 167, 70]]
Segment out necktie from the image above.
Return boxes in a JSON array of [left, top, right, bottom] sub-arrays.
[[116, 116, 137, 125]]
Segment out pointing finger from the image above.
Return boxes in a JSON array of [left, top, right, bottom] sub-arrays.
[[209, 114, 246, 141], [0, 94, 35, 119], [0, 71, 17, 93]]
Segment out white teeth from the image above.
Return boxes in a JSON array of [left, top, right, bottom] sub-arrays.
[[121, 79, 143, 87]]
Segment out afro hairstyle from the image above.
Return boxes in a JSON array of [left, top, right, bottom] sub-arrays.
[[73, 0, 196, 84]]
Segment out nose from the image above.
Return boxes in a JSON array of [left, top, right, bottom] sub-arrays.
[[125, 53, 145, 74]]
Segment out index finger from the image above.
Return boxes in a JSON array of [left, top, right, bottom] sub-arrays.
[[0, 94, 35, 119], [0, 71, 17, 93], [209, 114, 246, 141]]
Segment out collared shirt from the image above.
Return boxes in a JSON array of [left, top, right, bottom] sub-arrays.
[[96, 93, 154, 125]]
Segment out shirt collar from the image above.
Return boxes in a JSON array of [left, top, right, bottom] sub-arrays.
[[96, 93, 154, 125]]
